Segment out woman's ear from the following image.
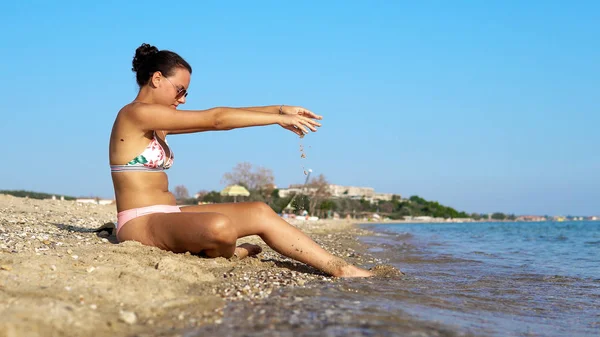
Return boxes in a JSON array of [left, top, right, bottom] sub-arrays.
[[149, 71, 162, 88]]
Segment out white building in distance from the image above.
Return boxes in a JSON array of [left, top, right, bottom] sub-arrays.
[[278, 184, 397, 203]]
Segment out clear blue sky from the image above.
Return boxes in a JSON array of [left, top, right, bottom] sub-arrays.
[[1, 1, 598, 216]]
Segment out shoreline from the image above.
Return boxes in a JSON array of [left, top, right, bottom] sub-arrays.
[[0, 195, 389, 337], [351, 218, 598, 225]]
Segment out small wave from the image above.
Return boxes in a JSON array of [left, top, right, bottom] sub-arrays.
[[510, 273, 584, 284], [426, 256, 482, 264], [471, 251, 496, 257], [368, 247, 385, 253], [542, 275, 579, 283], [395, 232, 414, 239], [538, 234, 568, 242]]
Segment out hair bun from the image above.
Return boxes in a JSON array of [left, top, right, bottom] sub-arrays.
[[132, 43, 159, 72]]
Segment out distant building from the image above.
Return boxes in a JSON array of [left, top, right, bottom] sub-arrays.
[[278, 186, 313, 198], [327, 185, 375, 199], [516, 215, 546, 222], [372, 193, 394, 202], [278, 184, 398, 203]]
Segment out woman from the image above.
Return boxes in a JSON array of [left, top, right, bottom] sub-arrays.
[[109, 43, 372, 278]]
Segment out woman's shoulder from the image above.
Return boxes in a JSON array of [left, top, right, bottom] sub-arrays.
[[114, 103, 151, 133], [116, 102, 152, 125], [119, 102, 170, 121], [119, 101, 147, 115]]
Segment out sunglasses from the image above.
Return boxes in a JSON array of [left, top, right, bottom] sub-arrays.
[[163, 76, 188, 99]]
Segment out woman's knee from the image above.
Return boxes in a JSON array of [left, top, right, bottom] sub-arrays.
[[204, 214, 237, 246], [246, 201, 275, 217]]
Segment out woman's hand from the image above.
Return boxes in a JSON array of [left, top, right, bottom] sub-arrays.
[[277, 113, 322, 137], [280, 105, 323, 121]]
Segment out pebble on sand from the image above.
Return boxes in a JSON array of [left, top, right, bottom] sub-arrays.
[[119, 311, 138, 325]]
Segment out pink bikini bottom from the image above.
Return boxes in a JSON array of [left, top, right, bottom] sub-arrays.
[[117, 204, 182, 235]]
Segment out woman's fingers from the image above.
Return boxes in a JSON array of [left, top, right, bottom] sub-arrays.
[[298, 108, 323, 120], [298, 119, 317, 132], [286, 125, 303, 136], [280, 113, 321, 137], [295, 122, 310, 134], [308, 117, 322, 127], [298, 115, 321, 127], [294, 116, 320, 133]]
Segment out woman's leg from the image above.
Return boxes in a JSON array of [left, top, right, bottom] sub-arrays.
[[180, 202, 373, 277], [117, 211, 239, 258]]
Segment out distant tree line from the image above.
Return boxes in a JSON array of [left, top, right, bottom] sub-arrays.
[[173, 162, 511, 220], [0, 190, 76, 200]]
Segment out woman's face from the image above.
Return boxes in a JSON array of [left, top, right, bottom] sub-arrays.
[[151, 67, 191, 109]]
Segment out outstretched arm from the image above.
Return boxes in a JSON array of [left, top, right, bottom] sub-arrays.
[[241, 105, 323, 120], [127, 103, 321, 136], [238, 105, 282, 114]]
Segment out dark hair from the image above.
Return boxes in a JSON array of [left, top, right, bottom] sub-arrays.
[[131, 43, 192, 87]]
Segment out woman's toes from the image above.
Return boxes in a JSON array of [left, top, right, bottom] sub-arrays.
[[233, 243, 263, 259]]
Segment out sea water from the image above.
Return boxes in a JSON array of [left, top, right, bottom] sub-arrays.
[[355, 220, 600, 336], [190, 221, 599, 336]]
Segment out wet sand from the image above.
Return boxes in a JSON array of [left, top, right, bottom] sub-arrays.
[[0, 194, 399, 337]]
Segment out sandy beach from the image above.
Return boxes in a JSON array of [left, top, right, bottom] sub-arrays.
[[0, 194, 398, 337]]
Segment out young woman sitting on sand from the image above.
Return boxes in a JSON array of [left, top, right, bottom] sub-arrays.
[[108, 43, 373, 278]]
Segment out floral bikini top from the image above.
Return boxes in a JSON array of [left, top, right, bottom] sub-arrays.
[[110, 131, 174, 172]]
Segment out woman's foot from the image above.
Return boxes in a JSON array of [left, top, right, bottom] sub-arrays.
[[325, 257, 374, 277], [232, 243, 263, 260], [336, 264, 375, 278]]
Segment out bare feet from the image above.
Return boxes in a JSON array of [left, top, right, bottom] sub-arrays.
[[326, 257, 374, 278], [336, 264, 375, 278], [232, 243, 263, 260]]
